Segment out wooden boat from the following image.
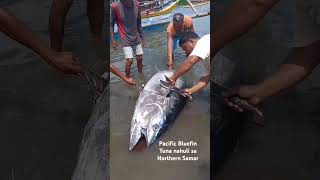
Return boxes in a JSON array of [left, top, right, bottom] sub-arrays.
[[140, 0, 180, 28], [113, 0, 210, 33], [141, 0, 210, 29], [141, 0, 180, 19], [140, 0, 210, 28]]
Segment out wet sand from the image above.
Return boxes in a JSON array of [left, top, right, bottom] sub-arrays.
[[0, 0, 108, 179], [110, 8, 211, 180], [214, 0, 320, 179]]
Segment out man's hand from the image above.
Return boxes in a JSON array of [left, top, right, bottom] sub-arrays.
[[141, 40, 145, 48], [223, 85, 261, 112], [48, 51, 83, 74], [166, 75, 176, 86], [124, 77, 136, 85], [180, 88, 193, 100], [182, 88, 192, 96], [112, 40, 118, 50]]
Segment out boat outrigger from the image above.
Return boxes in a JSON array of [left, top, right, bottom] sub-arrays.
[[140, 0, 180, 28]]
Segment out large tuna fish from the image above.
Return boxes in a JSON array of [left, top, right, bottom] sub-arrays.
[[129, 70, 187, 151]]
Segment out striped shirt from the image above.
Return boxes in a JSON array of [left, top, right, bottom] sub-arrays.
[[111, 0, 143, 46]]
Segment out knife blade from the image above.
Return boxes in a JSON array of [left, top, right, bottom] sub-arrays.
[[212, 82, 264, 117]]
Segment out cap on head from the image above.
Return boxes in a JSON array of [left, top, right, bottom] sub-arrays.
[[179, 32, 200, 47], [173, 13, 184, 25]]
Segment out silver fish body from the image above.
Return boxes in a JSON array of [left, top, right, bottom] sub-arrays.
[[129, 70, 187, 151]]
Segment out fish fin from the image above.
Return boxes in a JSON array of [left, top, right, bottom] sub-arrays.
[[154, 66, 160, 72]]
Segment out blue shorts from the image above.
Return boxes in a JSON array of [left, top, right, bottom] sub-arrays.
[[173, 37, 180, 50]]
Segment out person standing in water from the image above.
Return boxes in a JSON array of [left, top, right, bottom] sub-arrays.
[[49, 0, 105, 51], [111, 0, 144, 78], [166, 13, 194, 70]]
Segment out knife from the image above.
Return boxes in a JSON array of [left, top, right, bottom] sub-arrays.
[[212, 82, 264, 117]]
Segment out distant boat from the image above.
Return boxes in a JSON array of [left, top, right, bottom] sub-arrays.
[[112, 0, 210, 33], [140, 0, 180, 28], [140, 0, 210, 28], [141, 0, 180, 18]]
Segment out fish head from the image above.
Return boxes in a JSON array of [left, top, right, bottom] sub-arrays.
[[129, 98, 165, 151]]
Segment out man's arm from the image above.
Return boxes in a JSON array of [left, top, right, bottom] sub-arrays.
[[0, 8, 82, 74], [137, 4, 143, 41], [110, 5, 118, 49], [167, 32, 174, 69], [225, 41, 320, 107], [184, 74, 210, 95], [170, 55, 201, 82], [252, 43, 320, 102], [0, 8, 52, 61], [110, 64, 135, 85], [213, 0, 279, 55]]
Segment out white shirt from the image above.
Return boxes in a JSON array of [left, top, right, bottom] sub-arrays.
[[190, 34, 210, 75]]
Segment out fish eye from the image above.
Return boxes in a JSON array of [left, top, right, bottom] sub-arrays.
[[153, 124, 159, 131]]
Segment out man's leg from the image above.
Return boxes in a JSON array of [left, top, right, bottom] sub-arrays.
[[123, 46, 134, 77], [136, 55, 143, 74], [136, 44, 144, 74], [87, 0, 104, 36], [125, 59, 133, 77], [49, 0, 74, 51]]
